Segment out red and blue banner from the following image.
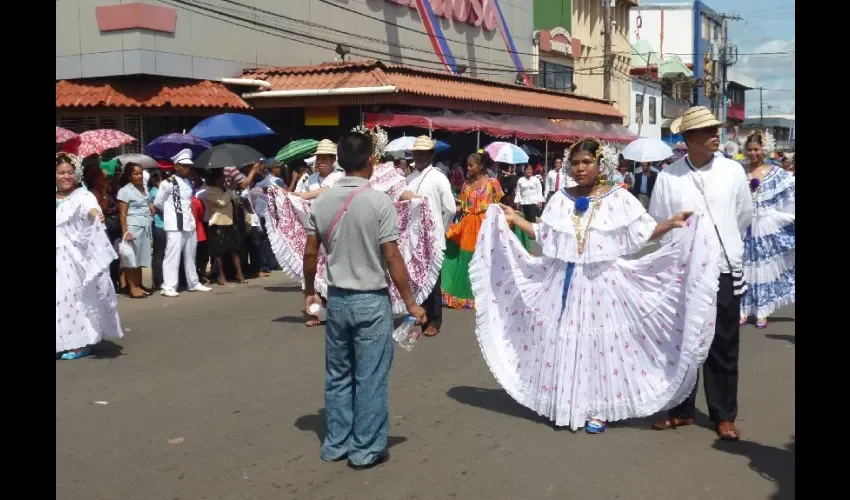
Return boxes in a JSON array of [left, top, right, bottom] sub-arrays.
[[411, 0, 528, 83], [413, 0, 459, 74]]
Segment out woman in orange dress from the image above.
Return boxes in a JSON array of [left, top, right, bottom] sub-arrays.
[[442, 152, 504, 309]]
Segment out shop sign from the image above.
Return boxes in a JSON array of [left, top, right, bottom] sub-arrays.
[[539, 26, 581, 59], [385, 0, 498, 31]]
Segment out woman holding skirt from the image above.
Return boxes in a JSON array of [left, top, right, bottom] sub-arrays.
[[266, 126, 443, 320], [469, 138, 720, 433], [56, 153, 123, 360], [739, 130, 795, 328], [442, 152, 504, 309]]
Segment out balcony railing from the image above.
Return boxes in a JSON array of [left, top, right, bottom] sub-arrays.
[[662, 97, 690, 119]]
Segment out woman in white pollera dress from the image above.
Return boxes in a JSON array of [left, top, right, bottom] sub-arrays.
[[469, 138, 720, 433]]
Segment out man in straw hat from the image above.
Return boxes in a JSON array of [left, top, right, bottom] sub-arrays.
[[153, 149, 213, 297], [303, 130, 426, 469], [296, 139, 344, 200], [648, 106, 753, 441], [406, 136, 456, 337]]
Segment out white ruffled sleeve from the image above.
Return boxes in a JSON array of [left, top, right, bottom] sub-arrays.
[[536, 187, 656, 263]]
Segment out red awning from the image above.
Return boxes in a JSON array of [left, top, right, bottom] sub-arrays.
[[365, 111, 637, 144]]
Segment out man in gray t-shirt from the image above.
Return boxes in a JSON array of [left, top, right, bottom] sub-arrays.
[[303, 130, 426, 470]]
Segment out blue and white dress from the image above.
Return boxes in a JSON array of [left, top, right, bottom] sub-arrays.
[[741, 166, 795, 319]]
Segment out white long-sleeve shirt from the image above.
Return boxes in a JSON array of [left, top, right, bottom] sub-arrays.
[[515, 176, 545, 205], [406, 165, 456, 239], [648, 155, 753, 273], [545, 167, 577, 194], [152, 175, 196, 232]]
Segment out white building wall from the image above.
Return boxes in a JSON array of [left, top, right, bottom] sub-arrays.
[[629, 6, 694, 66], [628, 79, 663, 139]]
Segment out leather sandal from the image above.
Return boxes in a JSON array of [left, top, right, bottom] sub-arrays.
[[652, 416, 695, 430], [423, 326, 440, 337], [716, 421, 741, 441]]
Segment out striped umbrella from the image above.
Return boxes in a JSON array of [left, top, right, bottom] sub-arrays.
[[484, 142, 529, 165], [275, 139, 319, 163]]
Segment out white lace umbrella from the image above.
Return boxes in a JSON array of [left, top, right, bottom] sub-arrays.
[[622, 138, 674, 163]]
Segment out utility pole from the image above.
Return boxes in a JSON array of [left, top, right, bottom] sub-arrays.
[[759, 87, 764, 127], [717, 13, 741, 144], [603, 0, 613, 101]]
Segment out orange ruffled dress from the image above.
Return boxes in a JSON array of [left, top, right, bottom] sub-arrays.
[[442, 178, 504, 309]]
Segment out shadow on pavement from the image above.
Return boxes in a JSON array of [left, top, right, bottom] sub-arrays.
[[712, 436, 795, 500], [446, 386, 551, 426], [90, 340, 124, 359], [264, 285, 303, 293], [765, 334, 795, 345], [273, 315, 308, 324], [294, 408, 408, 449], [764, 316, 795, 324]]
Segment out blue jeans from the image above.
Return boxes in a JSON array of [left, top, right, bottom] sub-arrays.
[[320, 287, 394, 465]]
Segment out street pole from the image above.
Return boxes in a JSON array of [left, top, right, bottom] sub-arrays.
[[759, 87, 764, 127], [720, 17, 728, 143], [603, 0, 613, 101]]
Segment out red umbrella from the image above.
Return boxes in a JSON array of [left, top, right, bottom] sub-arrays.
[[60, 129, 136, 159], [56, 126, 78, 144]]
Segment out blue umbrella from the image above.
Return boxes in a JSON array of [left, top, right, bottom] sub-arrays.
[[189, 113, 275, 142], [143, 133, 212, 160]]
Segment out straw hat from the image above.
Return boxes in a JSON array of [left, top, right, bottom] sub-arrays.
[[411, 136, 436, 151], [315, 139, 337, 156], [669, 106, 722, 134]]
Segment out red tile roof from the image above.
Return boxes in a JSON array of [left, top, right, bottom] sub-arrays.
[[56, 77, 249, 109], [242, 60, 622, 120]]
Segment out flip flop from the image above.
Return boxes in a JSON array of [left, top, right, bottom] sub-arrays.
[[60, 348, 91, 360], [755, 319, 768, 329], [585, 420, 608, 434]]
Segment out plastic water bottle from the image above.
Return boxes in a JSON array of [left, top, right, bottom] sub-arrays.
[[307, 303, 327, 322], [393, 316, 421, 352]]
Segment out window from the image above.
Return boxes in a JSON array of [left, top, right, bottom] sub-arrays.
[[635, 94, 644, 123], [728, 86, 745, 106], [702, 16, 710, 39], [648, 97, 657, 124], [539, 61, 574, 93]]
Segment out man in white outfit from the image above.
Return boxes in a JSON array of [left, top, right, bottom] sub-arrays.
[[153, 149, 212, 297], [406, 136, 456, 337], [544, 157, 577, 202]]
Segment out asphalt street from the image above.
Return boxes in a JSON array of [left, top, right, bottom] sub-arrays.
[[56, 273, 795, 500]]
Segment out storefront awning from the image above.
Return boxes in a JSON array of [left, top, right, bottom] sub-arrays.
[[365, 110, 637, 144]]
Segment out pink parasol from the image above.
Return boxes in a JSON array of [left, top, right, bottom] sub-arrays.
[[56, 126, 78, 144], [60, 129, 136, 159]]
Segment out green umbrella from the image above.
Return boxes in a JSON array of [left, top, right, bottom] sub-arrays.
[[100, 158, 120, 177], [275, 139, 319, 163]]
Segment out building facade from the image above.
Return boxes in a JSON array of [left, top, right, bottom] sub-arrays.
[[628, 77, 663, 139], [531, 0, 637, 125], [629, 2, 755, 125], [56, 0, 534, 84]]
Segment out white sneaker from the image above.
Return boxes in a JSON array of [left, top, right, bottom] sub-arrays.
[[189, 284, 212, 292], [160, 289, 180, 297]]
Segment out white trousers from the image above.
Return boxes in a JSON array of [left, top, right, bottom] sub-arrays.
[[163, 230, 199, 292]]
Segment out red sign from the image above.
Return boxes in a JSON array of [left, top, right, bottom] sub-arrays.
[[538, 27, 581, 59], [386, 0, 498, 31]]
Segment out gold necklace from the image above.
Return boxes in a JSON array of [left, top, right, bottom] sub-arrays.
[[571, 188, 602, 255]]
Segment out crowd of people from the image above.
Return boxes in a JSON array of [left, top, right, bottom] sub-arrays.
[[56, 105, 794, 470]]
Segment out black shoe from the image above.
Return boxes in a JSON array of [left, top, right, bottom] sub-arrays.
[[347, 451, 390, 470]]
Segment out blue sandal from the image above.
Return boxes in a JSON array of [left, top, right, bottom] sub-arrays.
[[60, 348, 91, 360], [585, 420, 608, 434]]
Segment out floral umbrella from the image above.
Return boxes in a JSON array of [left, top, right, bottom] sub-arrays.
[[60, 129, 136, 159], [56, 126, 78, 144]]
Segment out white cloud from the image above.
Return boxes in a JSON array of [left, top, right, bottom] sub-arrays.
[[735, 38, 795, 116]]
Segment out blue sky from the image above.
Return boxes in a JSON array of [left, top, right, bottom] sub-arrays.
[[645, 0, 795, 118]]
